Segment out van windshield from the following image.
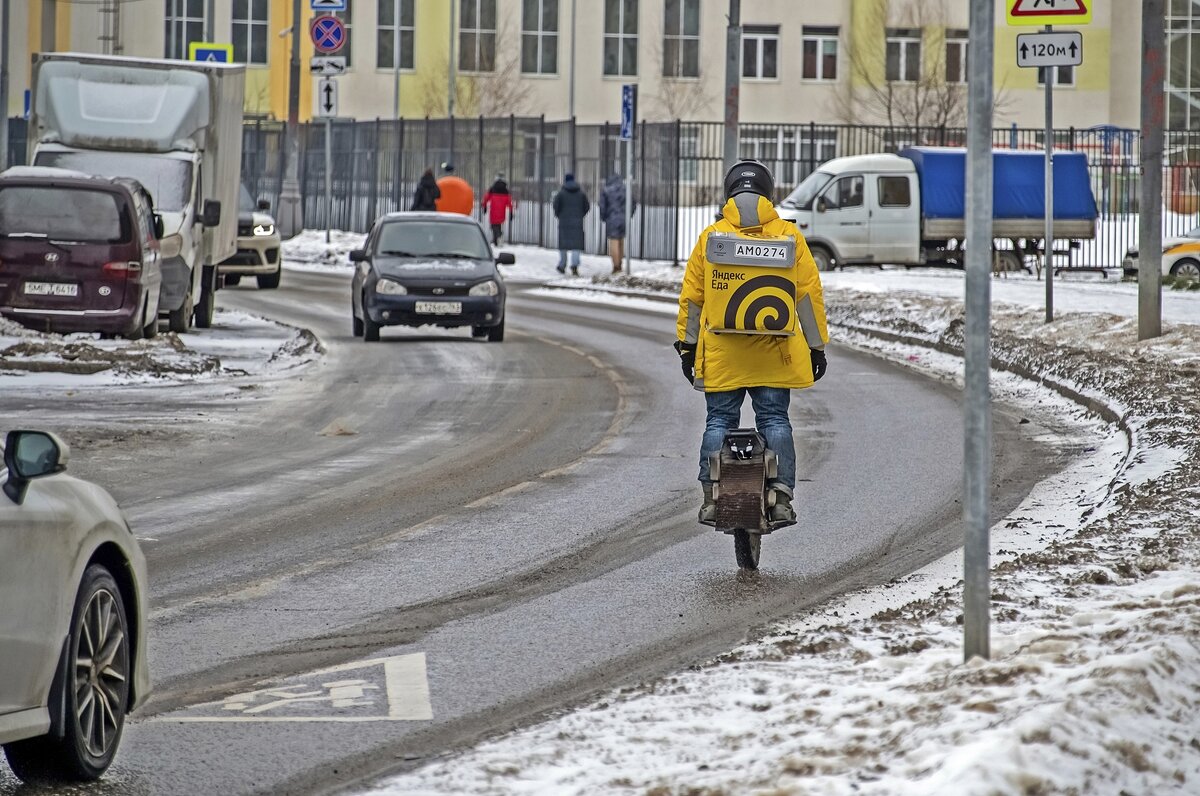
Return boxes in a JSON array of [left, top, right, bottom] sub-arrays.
[[780, 171, 834, 211], [0, 186, 127, 243], [34, 151, 192, 212]]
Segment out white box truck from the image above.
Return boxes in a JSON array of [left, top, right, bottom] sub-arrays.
[[777, 147, 1098, 272], [28, 53, 245, 331]]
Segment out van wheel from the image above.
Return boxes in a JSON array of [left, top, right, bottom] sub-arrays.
[[194, 282, 215, 328], [123, 307, 145, 341], [143, 300, 159, 339], [995, 250, 1024, 274], [810, 246, 835, 272], [3, 565, 131, 783], [167, 291, 193, 334], [224, 274, 241, 287], [257, 267, 281, 290]]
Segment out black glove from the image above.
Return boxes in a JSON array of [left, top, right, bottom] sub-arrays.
[[810, 349, 827, 382], [673, 340, 697, 385]]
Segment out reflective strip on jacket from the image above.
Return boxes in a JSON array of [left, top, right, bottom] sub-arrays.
[[675, 194, 829, 392]]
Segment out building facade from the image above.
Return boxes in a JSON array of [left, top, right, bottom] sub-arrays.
[[0, 0, 1180, 129]]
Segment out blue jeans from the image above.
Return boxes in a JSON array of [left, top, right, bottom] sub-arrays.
[[698, 387, 796, 496], [557, 250, 580, 268]]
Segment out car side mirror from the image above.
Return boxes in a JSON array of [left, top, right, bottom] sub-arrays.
[[816, 197, 828, 213], [496, 252, 516, 265], [349, 249, 367, 263], [201, 199, 222, 227], [3, 430, 69, 505], [153, 213, 165, 239], [257, 198, 271, 211]]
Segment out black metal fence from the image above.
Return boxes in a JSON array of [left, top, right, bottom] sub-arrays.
[[8, 116, 1200, 268]]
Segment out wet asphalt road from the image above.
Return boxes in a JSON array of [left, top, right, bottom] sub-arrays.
[[0, 270, 1067, 795]]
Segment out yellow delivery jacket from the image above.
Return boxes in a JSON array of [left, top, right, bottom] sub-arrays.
[[676, 194, 829, 392]]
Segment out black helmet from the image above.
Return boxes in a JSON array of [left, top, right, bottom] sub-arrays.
[[723, 159, 774, 200]]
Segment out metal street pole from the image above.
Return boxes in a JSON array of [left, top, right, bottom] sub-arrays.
[[963, 0, 994, 663], [1139, 0, 1165, 341], [624, 87, 636, 276], [206, 0, 216, 41], [325, 117, 332, 243], [447, 0, 457, 117], [722, 0, 741, 174], [1044, 25, 1054, 323], [0, 0, 10, 171], [568, 0, 577, 119], [392, 0, 401, 119], [278, 0, 304, 238]]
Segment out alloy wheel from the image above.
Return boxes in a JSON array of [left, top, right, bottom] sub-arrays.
[[74, 587, 128, 759]]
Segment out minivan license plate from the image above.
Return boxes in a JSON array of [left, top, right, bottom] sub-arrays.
[[24, 282, 78, 297], [415, 301, 462, 315]]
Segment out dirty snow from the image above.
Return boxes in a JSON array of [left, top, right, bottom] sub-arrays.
[[0, 310, 321, 389], [367, 248, 1200, 794]]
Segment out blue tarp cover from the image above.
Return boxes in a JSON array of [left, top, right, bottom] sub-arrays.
[[899, 146, 1098, 221]]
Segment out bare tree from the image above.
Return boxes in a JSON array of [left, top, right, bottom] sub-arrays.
[[834, 0, 1009, 131], [418, 18, 535, 117], [642, 38, 717, 121]]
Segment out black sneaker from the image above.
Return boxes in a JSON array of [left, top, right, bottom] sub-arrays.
[[769, 494, 795, 525]]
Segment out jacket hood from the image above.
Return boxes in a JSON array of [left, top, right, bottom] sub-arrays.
[[489, 180, 509, 194], [562, 178, 581, 192], [418, 172, 438, 186], [720, 194, 780, 230], [605, 174, 623, 188]]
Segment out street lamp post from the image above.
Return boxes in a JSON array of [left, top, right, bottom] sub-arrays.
[[278, 0, 304, 238]]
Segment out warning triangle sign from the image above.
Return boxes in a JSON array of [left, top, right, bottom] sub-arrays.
[[1010, 0, 1087, 17]]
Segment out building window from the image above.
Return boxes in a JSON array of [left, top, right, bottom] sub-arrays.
[[801, 26, 838, 81], [742, 25, 779, 80], [232, 0, 268, 65], [886, 28, 921, 82], [332, 2, 353, 67], [663, 0, 699, 78], [1037, 65, 1075, 86], [460, 0, 497, 73], [1167, 0, 1200, 129], [522, 0, 559, 75], [164, 0, 204, 60], [377, 0, 415, 70], [604, 0, 638, 77], [945, 29, 967, 84]]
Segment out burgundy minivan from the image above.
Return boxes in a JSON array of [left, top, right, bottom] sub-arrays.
[[0, 167, 163, 339]]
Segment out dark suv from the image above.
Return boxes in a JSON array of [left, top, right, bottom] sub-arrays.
[[0, 167, 163, 339]]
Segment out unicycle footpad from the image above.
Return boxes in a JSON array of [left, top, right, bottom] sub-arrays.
[[711, 428, 772, 533]]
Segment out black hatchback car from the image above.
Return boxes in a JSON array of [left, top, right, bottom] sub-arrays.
[[350, 212, 514, 342]]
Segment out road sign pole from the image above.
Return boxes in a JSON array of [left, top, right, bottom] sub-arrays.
[[964, 0, 994, 664], [279, 0, 304, 238], [392, 0, 401, 119], [722, 0, 741, 175], [1044, 24, 1054, 323], [325, 116, 332, 244], [1139, 0, 1165, 341]]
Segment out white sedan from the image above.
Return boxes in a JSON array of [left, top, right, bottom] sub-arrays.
[[1123, 226, 1200, 280], [0, 430, 150, 783]]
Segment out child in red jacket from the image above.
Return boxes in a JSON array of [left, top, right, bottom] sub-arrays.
[[482, 173, 516, 246]]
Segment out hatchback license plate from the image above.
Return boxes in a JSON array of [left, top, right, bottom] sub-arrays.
[[24, 282, 78, 297], [414, 301, 462, 315]]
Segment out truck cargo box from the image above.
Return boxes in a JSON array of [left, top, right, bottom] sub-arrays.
[[900, 146, 1097, 240]]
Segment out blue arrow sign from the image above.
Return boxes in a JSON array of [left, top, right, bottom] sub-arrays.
[[620, 85, 637, 141]]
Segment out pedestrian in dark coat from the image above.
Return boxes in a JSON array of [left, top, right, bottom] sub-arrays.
[[482, 173, 516, 245], [598, 172, 636, 273], [551, 173, 590, 275], [410, 168, 440, 211]]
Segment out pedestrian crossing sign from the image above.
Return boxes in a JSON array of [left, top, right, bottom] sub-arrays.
[[188, 42, 234, 63]]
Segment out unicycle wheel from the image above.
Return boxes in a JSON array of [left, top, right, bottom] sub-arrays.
[[733, 529, 761, 570]]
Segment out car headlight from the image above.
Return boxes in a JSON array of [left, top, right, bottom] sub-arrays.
[[253, 223, 275, 237], [375, 278, 407, 295], [469, 280, 499, 297]]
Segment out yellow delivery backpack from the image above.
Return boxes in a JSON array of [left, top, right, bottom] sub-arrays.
[[703, 230, 797, 336]]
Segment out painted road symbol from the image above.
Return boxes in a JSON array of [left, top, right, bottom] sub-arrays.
[[310, 15, 346, 54], [1016, 31, 1083, 68], [167, 653, 433, 722], [1007, 0, 1091, 26]]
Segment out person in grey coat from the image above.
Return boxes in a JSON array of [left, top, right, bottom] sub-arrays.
[[551, 173, 590, 275], [598, 172, 636, 273]]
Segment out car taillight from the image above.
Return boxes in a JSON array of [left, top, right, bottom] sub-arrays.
[[102, 261, 141, 275]]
